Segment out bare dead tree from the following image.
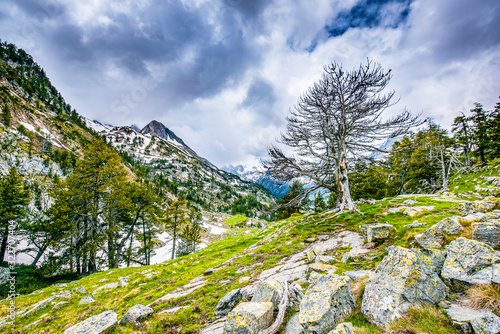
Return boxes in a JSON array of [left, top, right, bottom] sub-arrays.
[[263, 60, 421, 211]]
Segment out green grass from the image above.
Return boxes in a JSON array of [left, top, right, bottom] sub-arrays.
[[2, 175, 499, 333], [223, 214, 248, 228]]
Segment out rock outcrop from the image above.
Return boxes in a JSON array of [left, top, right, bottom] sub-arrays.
[[298, 275, 355, 334], [472, 219, 500, 249], [222, 302, 274, 334], [215, 288, 243, 317], [251, 280, 283, 310], [119, 304, 154, 326], [361, 246, 446, 327], [414, 216, 463, 249], [441, 237, 500, 290], [64, 310, 118, 334]]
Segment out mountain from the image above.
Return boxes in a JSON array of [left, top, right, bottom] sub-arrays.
[[0, 41, 276, 269], [222, 164, 290, 197]]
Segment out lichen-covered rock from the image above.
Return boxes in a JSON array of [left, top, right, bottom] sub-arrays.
[[307, 247, 320, 263], [361, 246, 446, 327], [53, 301, 69, 310], [328, 322, 354, 334], [298, 275, 355, 334], [458, 200, 497, 216], [251, 280, 283, 310], [64, 310, 118, 334], [482, 210, 500, 221], [284, 314, 304, 334], [472, 219, 500, 249], [366, 223, 393, 243], [0, 267, 10, 286], [447, 304, 500, 334], [404, 206, 434, 217], [461, 212, 486, 224], [215, 288, 242, 316], [409, 248, 446, 274], [316, 255, 336, 265], [307, 263, 337, 276], [470, 313, 500, 334], [119, 304, 154, 326], [441, 237, 500, 290], [414, 216, 463, 249], [289, 282, 305, 311], [79, 295, 95, 305], [222, 302, 273, 334]]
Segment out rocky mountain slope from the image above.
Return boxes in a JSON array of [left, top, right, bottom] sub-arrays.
[[1, 163, 499, 334], [0, 41, 276, 269], [222, 164, 290, 198]]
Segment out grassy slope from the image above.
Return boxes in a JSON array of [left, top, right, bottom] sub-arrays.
[[1, 163, 499, 333]]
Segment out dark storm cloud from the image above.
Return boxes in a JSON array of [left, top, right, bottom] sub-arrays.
[[429, 2, 500, 63], [11, 0, 66, 19], [326, 0, 412, 37], [8, 0, 263, 101], [240, 77, 276, 108], [222, 0, 271, 20]]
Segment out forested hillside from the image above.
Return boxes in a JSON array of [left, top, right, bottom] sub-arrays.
[[0, 41, 276, 289]]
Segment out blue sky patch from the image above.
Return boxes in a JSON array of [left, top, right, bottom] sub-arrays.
[[327, 0, 412, 37]]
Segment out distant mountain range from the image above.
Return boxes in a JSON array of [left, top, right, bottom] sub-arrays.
[[222, 164, 290, 198]]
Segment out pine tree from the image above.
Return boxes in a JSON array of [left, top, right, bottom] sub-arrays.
[[1, 105, 11, 127], [276, 181, 308, 219], [0, 167, 29, 263], [313, 192, 326, 213], [162, 200, 189, 260], [49, 138, 128, 273]]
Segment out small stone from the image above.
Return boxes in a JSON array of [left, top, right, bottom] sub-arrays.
[[239, 277, 250, 284], [119, 304, 154, 326], [318, 235, 330, 241], [305, 238, 317, 244], [215, 288, 242, 317], [53, 301, 69, 310], [204, 268, 216, 275], [284, 314, 304, 334], [119, 277, 129, 287], [64, 310, 117, 334], [76, 286, 87, 294], [79, 295, 95, 305], [328, 322, 355, 334], [308, 263, 337, 276]]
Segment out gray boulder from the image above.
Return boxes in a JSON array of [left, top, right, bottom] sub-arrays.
[[284, 314, 304, 334], [471, 313, 500, 334], [361, 246, 446, 328], [472, 219, 500, 249], [251, 280, 283, 310], [0, 267, 10, 285], [298, 275, 355, 334], [119, 304, 154, 326], [414, 216, 463, 249], [447, 304, 500, 334], [79, 295, 95, 305], [458, 200, 497, 215], [64, 310, 118, 334], [360, 223, 393, 243], [215, 288, 242, 316], [328, 322, 354, 334], [289, 282, 305, 311], [441, 237, 500, 290], [409, 248, 446, 274], [223, 302, 273, 334]]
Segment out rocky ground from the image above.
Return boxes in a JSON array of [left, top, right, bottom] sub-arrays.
[[0, 181, 500, 333]]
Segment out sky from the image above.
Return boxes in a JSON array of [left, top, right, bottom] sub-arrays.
[[1, 0, 499, 168]]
